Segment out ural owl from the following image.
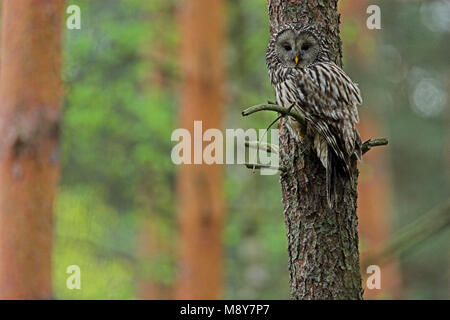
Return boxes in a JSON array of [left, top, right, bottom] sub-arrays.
[[266, 24, 363, 206]]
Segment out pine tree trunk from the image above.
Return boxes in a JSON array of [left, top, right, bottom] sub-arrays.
[[0, 0, 65, 299], [268, 0, 363, 299], [338, 0, 401, 299], [358, 115, 401, 299], [176, 0, 225, 299]]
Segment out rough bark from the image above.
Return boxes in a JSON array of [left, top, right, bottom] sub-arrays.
[[268, 0, 363, 299], [176, 0, 225, 299], [0, 0, 65, 299]]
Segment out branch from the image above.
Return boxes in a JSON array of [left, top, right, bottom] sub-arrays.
[[361, 198, 450, 269], [362, 138, 388, 155], [242, 103, 306, 127], [244, 163, 285, 172], [242, 104, 389, 155], [245, 140, 279, 154]]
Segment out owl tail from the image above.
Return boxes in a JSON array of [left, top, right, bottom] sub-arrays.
[[314, 135, 335, 208], [326, 146, 337, 209], [327, 146, 360, 208]]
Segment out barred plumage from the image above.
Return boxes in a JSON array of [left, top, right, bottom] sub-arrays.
[[266, 24, 363, 206]]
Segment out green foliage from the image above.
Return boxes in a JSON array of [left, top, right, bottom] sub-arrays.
[[53, 187, 135, 299], [55, 0, 176, 299]]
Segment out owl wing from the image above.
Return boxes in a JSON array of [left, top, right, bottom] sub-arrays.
[[300, 62, 362, 123], [292, 62, 363, 164]]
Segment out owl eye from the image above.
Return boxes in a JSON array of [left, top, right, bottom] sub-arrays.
[[301, 43, 310, 51], [283, 43, 292, 51]]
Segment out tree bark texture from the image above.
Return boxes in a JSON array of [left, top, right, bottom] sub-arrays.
[[0, 0, 65, 299], [268, 0, 363, 299], [176, 0, 225, 299]]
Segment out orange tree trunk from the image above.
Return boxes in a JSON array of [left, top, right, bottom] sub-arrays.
[[358, 116, 401, 299], [338, 1, 401, 298], [268, 0, 363, 299], [0, 0, 65, 299], [176, 0, 225, 299]]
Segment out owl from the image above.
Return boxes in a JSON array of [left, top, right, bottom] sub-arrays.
[[266, 24, 363, 206]]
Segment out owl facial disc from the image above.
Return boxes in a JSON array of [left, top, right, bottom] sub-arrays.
[[274, 27, 321, 68]]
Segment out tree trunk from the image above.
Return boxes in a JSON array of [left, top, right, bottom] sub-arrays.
[[0, 0, 65, 299], [268, 0, 363, 299], [338, 0, 401, 299], [358, 115, 401, 299], [176, 0, 225, 299]]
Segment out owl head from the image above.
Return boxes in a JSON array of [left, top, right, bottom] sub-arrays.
[[267, 24, 329, 69]]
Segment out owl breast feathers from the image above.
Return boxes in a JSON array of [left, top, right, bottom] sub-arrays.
[[266, 24, 363, 205]]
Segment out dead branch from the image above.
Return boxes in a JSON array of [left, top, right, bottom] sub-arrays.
[[244, 163, 285, 172], [362, 138, 388, 155], [242, 103, 306, 126], [242, 103, 388, 155], [245, 140, 279, 154]]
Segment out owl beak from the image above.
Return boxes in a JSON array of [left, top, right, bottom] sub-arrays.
[[294, 56, 299, 65]]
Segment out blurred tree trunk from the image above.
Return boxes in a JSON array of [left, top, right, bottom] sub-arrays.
[[337, 0, 401, 299], [358, 115, 401, 299], [268, 0, 363, 299], [338, 0, 401, 299], [175, 0, 225, 299], [0, 0, 65, 299], [339, 0, 401, 299]]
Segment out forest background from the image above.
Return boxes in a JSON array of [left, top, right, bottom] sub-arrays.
[[9, 0, 447, 299]]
